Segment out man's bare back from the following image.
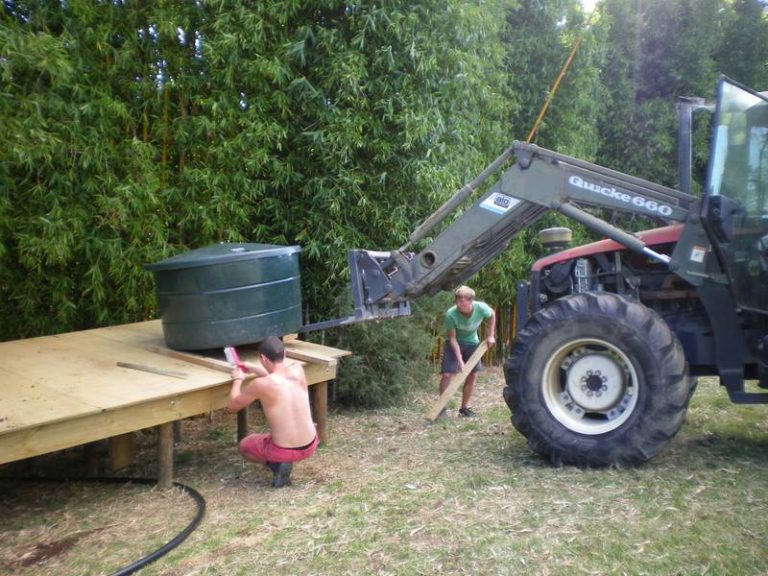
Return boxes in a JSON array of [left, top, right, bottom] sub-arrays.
[[226, 336, 318, 487], [253, 363, 316, 448]]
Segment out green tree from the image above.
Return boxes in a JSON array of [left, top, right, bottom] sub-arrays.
[[1, 2, 175, 336], [0, 1, 510, 340], [593, 0, 768, 190], [715, 0, 768, 89], [504, 0, 605, 157], [474, 0, 606, 312]]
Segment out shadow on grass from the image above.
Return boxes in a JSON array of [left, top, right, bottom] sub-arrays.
[[674, 432, 768, 464]]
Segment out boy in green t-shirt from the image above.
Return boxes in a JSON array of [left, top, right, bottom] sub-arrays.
[[439, 285, 496, 417]]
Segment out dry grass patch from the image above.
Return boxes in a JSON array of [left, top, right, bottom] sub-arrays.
[[2, 369, 768, 575]]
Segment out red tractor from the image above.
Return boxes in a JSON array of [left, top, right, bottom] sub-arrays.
[[325, 76, 768, 466]]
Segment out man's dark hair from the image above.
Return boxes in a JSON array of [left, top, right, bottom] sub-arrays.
[[259, 336, 285, 363]]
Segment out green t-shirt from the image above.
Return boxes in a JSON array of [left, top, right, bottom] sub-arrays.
[[443, 301, 493, 345]]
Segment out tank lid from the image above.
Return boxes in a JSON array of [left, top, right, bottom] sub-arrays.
[[144, 243, 301, 272]]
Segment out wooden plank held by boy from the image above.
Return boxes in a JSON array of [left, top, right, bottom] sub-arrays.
[[426, 341, 489, 421]]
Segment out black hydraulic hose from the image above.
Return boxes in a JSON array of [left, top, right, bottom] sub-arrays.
[[3, 476, 206, 576]]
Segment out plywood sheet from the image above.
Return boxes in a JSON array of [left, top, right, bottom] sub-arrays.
[[0, 320, 348, 465]]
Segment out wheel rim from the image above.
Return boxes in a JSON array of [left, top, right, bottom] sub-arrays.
[[541, 338, 639, 435]]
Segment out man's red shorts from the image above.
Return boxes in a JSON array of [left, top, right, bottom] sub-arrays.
[[239, 433, 318, 464]]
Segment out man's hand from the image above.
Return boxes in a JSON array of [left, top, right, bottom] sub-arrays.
[[486, 335, 496, 347], [231, 366, 245, 381]]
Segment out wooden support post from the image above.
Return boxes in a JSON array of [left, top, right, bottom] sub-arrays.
[[109, 433, 135, 471], [313, 381, 328, 444], [83, 442, 99, 477], [157, 423, 174, 489], [426, 341, 489, 421], [237, 409, 248, 442]]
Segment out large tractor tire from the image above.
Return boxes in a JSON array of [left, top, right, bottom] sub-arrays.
[[503, 292, 690, 467]]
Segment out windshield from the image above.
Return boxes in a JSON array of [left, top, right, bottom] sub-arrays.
[[706, 77, 768, 313], [708, 79, 768, 213]]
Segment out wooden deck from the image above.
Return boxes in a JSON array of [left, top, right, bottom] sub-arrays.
[[0, 320, 349, 485]]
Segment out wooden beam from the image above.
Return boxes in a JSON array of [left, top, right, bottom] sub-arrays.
[[426, 342, 488, 421], [0, 385, 230, 465], [116, 361, 188, 379], [146, 344, 232, 373], [285, 340, 347, 366], [285, 348, 336, 366]]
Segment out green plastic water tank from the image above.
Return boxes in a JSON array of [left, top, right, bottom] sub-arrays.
[[144, 243, 302, 350]]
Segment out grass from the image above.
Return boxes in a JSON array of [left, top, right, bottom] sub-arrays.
[[2, 369, 768, 575]]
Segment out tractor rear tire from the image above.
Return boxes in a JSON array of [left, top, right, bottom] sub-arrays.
[[503, 292, 690, 467]]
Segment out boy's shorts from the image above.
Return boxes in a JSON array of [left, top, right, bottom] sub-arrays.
[[440, 341, 483, 374], [239, 433, 318, 464]]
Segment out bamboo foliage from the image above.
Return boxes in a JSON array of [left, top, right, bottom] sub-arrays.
[[596, 0, 768, 189], [1, 1, 509, 339], [2, 1, 767, 345]]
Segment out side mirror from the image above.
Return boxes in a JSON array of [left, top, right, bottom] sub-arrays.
[[703, 194, 743, 243]]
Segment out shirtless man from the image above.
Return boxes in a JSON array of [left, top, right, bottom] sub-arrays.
[[228, 336, 318, 487]]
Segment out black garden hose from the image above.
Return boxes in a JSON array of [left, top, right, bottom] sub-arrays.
[[3, 476, 206, 576], [104, 478, 206, 576]]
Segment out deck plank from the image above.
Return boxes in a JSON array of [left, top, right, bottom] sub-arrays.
[[0, 321, 348, 467]]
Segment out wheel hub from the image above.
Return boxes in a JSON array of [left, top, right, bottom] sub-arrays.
[[584, 371, 607, 393], [564, 350, 626, 412]]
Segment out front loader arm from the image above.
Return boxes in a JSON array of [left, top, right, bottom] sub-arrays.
[[304, 141, 697, 330]]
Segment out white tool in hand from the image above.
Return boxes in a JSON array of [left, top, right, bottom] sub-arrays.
[[224, 346, 248, 371]]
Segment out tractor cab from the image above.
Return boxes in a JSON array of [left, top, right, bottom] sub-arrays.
[[674, 77, 768, 313]]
